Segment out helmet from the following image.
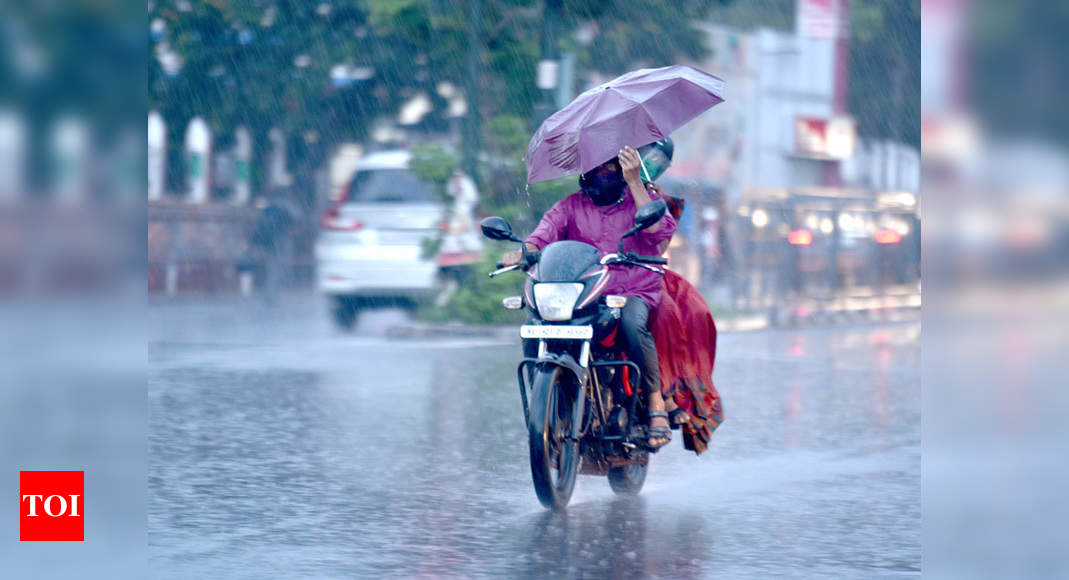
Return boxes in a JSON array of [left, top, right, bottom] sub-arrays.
[[637, 137, 674, 183]]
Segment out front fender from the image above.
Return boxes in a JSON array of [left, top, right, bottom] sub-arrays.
[[527, 363, 586, 442], [517, 352, 588, 431], [535, 352, 588, 386]]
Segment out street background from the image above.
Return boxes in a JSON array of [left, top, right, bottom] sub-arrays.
[[2, 0, 1069, 577], [140, 0, 925, 576], [144, 0, 920, 326]]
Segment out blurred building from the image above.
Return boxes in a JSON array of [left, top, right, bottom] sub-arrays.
[[666, 19, 920, 311], [147, 113, 318, 297], [671, 22, 855, 202]]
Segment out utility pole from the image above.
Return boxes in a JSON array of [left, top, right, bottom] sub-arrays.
[[824, 0, 850, 187], [463, 0, 482, 182], [892, 52, 907, 147], [533, 0, 562, 125], [825, 0, 850, 294]]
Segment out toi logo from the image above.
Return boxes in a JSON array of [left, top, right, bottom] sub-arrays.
[[20, 471, 84, 541]]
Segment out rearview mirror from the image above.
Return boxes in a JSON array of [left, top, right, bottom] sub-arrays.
[[633, 199, 667, 232], [618, 199, 668, 252], [480, 216, 520, 242]]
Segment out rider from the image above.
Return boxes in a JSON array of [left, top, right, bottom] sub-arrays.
[[502, 145, 677, 449]]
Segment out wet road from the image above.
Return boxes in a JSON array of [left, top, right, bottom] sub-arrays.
[[149, 298, 920, 578]]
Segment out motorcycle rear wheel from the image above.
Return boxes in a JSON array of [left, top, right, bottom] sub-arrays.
[[608, 463, 648, 495], [528, 365, 580, 509]]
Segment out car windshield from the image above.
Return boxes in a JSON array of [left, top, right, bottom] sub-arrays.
[[346, 169, 436, 203]]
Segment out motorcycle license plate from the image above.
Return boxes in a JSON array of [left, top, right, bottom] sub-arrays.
[[520, 325, 593, 340]]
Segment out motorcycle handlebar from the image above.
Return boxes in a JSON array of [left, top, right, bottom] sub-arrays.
[[600, 252, 668, 267], [488, 264, 520, 277], [631, 255, 668, 265], [495, 252, 540, 270], [491, 251, 540, 275]]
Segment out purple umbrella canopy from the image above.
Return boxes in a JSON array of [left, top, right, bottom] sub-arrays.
[[524, 65, 725, 184]]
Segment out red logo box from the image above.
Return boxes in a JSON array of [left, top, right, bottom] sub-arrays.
[[20, 471, 84, 541]]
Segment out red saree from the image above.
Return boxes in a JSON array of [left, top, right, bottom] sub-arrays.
[[650, 269, 724, 454]]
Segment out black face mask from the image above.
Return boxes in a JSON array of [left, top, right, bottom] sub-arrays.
[[580, 170, 626, 206]]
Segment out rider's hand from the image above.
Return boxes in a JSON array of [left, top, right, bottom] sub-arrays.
[[619, 146, 658, 230], [502, 250, 523, 266], [618, 146, 643, 184]]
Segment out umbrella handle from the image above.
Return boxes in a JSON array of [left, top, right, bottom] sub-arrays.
[[639, 156, 652, 183]]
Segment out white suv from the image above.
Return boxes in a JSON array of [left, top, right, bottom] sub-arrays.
[[315, 150, 445, 329]]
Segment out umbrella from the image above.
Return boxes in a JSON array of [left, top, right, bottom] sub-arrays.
[[524, 65, 725, 184]]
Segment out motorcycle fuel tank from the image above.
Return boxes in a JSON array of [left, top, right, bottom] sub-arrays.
[[535, 241, 600, 282]]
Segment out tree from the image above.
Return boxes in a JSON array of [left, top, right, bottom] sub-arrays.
[[849, 0, 921, 149], [148, 0, 731, 201], [150, 1, 412, 198], [560, 0, 724, 74], [713, 0, 921, 150], [969, 0, 1069, 145]]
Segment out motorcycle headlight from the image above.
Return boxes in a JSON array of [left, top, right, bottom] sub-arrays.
[[533, 283, 584, 321]]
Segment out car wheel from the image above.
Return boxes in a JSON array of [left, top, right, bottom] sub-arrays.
[[330, 297, 360, 331]]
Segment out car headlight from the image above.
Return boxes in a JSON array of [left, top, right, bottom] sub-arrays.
[[533, 283, 584, 321]]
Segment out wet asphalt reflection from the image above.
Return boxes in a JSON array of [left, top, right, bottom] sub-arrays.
[[149, 300, 919, 578]]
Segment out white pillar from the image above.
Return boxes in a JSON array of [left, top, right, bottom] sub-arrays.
[[185, 117, 211, 203], [148, 111, 167, 202], [165, 262, 179, 298], [115, 127, 142, 204], [232, 126, 252, 205], [0, 110, 26, 203], [52, 116, 89, 204], [329, 143, 363, 201], [268, 127, 292, 189], [239, 271, 254, 297]]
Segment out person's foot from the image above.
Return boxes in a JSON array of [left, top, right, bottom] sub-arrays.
[[647, 410, 671, 450], [664, 399, 691, 429], [668, 408, 690, 428]]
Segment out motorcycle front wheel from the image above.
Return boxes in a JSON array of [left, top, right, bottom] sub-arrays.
[[528, 365, 580, 509]]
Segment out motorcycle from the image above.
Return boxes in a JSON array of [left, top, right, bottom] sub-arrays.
[[480, 199, 669, 509]]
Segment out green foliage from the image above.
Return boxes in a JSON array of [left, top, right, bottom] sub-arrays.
[[848, 0, 920, 149], [564, 0, 722, 75], [408, 144, 460, 197], [969, 0, 1069, 144], [516, 176, 578, 228], [150, 0, 727, 147], [713, 0, 793, 31], [4, 3, 137, 135], [421, 236, 443, 261], [484, 115, 531, 159], [148, 0, 738, 202], [478, 112, 581, 233], [419, 248, 529, 325], [366, 0, 425, 30], [150, 0, 390, 194], [408, 143, 457, 258]]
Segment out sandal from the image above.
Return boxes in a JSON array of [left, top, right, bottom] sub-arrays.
[[668, 408, 691, 430], [646, 410, 671, 451]]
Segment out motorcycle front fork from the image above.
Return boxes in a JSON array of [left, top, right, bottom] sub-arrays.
[[516, 358, 587, 442], [516, 356, 643, 445]]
